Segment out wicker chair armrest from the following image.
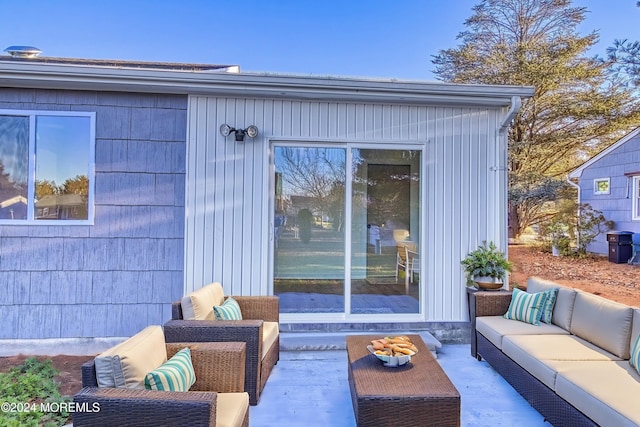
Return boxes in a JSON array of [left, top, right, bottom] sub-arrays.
[[81, 360, 99, 388], [231, 295, 280, 322], [166, 342, 246, 393], [72, 387, 216, 426], [172, 301, 184, 320], [163, 319, 262, 377], [164, 320, 263, 343], [473, 291, 513, 317]]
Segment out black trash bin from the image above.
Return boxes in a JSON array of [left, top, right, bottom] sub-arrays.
[[607, 231, 633, 263]]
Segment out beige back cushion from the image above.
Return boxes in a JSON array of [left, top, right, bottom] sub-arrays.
[[181, 282, 225, 320], [570, 291, 633, 359], [94, 325, 167, 389], [527, 277, 577, 331]]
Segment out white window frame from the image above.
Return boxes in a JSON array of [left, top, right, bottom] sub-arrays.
[[633, 176, 640, 221], [0, 109, 96, 225], [593, 177, 610, 195]]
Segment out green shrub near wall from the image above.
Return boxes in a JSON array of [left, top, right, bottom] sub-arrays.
[[0, 358, 70, 426]]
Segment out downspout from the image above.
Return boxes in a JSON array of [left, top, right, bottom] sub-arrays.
[[497, 96, 521, 289], [566, 174, 581, 250], [499, 96, 521, 135]]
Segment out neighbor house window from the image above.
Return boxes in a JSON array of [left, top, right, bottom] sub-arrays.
[[633, 176, 640, 221], [593, 178, 610, 195], [0, 110, 95, 224]]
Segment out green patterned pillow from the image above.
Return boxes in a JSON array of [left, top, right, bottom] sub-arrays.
[[504, 288, 548, 326], [540, 288, 559, 324], [144, 347, 195, 391], [213, 296, 243, 320], [630, 335, 640, 375]]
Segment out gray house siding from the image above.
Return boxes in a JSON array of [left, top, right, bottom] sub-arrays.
[[574, 131, 640, 255], [0, 88, 187, 339]]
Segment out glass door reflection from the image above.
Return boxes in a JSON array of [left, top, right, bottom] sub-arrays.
[[350, 149, 421, 314], [273, 146, 347, 313]]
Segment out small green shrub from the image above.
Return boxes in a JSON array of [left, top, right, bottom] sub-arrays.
[[0, 357, 71, 427], [541, 203, 613, 257]]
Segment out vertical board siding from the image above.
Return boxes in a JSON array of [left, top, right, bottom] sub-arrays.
[[186, 96, 506, 322], [0, 89, 187, 339]]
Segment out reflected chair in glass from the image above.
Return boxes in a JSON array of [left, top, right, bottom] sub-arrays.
[[406, 247, 420, 288], [395, 241, 416, 294]]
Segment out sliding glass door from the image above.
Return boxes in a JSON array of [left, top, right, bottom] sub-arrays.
[[273, 146, 347, 313], [273, 144, 421, 317], [350, 149, 421, 314]]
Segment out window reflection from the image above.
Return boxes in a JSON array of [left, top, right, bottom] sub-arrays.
[[35, 116, 90, 220], [0, 115, 28, 220]]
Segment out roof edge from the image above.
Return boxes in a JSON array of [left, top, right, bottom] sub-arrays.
[[568, 127, 640, 179], [0, 60, 534, 107]]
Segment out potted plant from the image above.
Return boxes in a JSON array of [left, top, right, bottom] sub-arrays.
[[461, 241, 512, 290]]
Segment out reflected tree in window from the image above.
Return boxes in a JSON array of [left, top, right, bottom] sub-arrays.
[[0, 115, 28, 220], [276, 147, 346, 231]]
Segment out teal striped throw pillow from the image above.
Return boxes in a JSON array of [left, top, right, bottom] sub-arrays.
[[213, 296, 243, 320], [540, 288, 559, 324], [144, 347, 196, 391], [630, 335, 640, 375], [504, 288, 548, 326]]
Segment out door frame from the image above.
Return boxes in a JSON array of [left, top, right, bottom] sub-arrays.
[[268, 138, 427, 323]]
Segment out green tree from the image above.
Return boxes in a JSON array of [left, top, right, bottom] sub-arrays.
[[35, 179, 58, 200], [606, 2, 640, 87], [61, 174, 89, 196], [433, 0, 640, 238]]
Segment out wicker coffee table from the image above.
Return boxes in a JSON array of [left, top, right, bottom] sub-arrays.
[[346, 334, 460, 427]]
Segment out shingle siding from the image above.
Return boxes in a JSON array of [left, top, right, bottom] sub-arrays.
[[0, 89, 187, 339], [577, 132, 640, 255]]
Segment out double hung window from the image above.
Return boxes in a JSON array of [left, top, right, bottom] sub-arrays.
[[0, 111, 95, 223]]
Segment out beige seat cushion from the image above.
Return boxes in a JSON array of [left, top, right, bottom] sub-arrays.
[[216, 392, 249, 427], [555, 361, 640, 427], [476, 315, 568, 350], [570, 291, 634, 359], [502, 335, 622, 391], [262, 321, 280, 359], [95, 325, 167, 389], [181, 282, 225, 320]]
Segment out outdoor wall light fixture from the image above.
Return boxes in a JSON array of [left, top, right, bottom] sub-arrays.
[[219, 124, 259, 142]]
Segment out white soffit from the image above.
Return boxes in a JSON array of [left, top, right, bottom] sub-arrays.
[[0, 60, 534, 107]]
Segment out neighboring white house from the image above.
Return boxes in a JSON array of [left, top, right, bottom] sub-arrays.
[[568, 128, 640, 255], [0, 52, 533, 344]]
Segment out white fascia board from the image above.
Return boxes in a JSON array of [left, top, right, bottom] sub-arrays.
[[0, 61, 534, 107], [568, 127, 640, 179]]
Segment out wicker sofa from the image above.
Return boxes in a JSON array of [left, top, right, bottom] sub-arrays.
[[73, 325, 249, 427], [469, 277, 640, 427], [164, 282, 280, 405]]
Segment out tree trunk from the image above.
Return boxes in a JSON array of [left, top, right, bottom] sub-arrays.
[[508, 203, 521, 239]]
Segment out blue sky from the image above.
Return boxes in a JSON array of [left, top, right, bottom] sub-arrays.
[[1, 0, 639, 80]]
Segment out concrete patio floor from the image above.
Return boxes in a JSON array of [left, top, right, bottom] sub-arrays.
[[252, 334, 552, 427]]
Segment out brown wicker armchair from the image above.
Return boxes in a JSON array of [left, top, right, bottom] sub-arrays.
[[164, 282, 280, 405], [74, 338, 249, 427]]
